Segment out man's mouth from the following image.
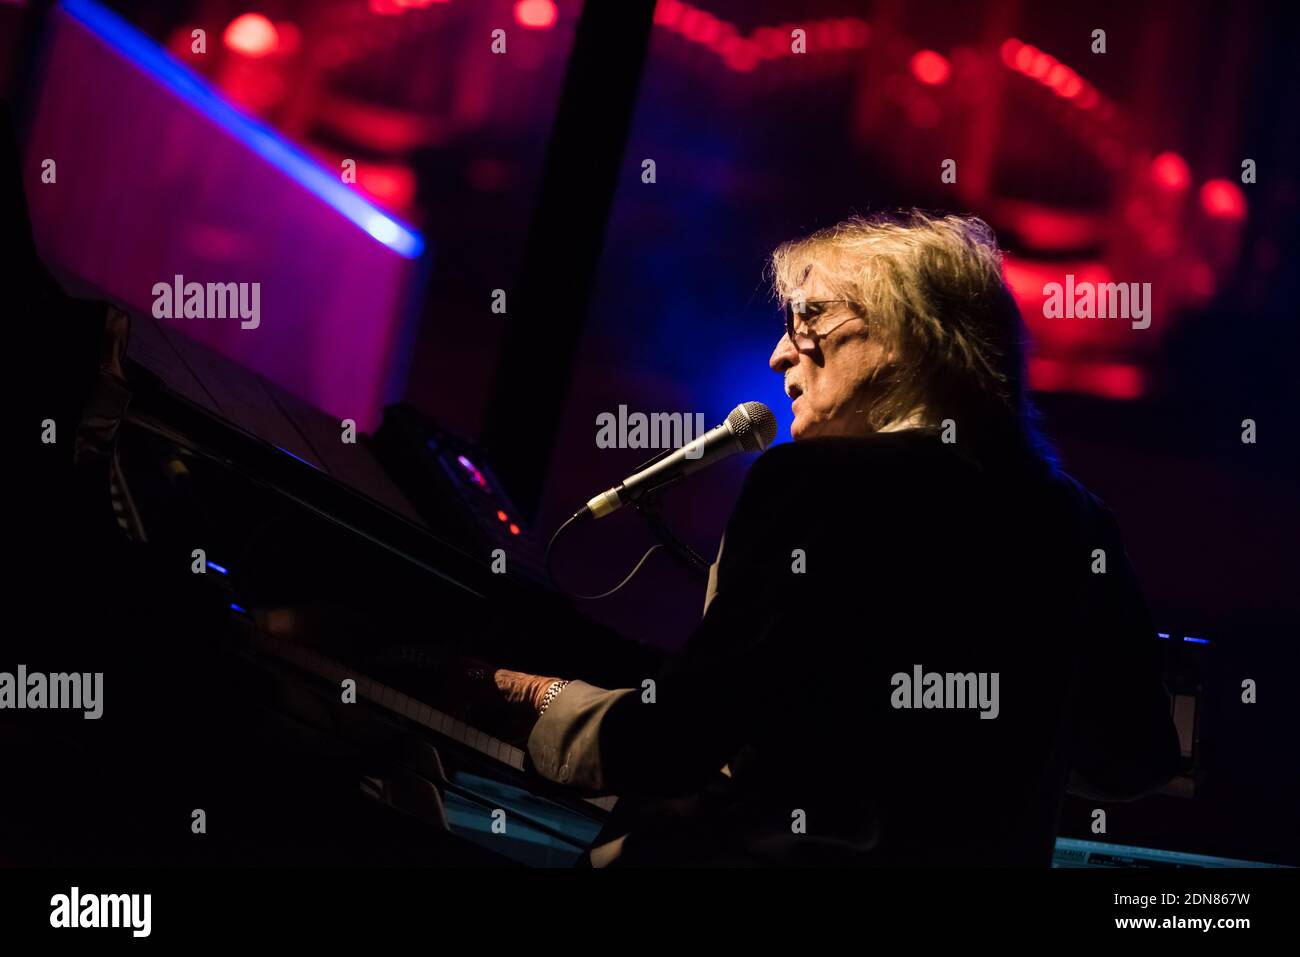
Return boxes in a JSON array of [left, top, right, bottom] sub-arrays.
[[785, 382, 803, 401]]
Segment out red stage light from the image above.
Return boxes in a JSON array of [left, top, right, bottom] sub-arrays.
[[274, 21, 301, 55], [224, 13, 278, 58], [721, 37, 759, 72], [840, 19, 869, 46], [1199, 179, 1247, 220], [813, 21, 839, 50], [1000, 38, 1023, 68], [689, 12, 720, 45], [754, 26, 786, 58], [514, 0, 557, 30], [1151, 152, 1191, 191], [654, 6, 869, 69], [655, 0, 683, 28], [497, 510, 508, 522], [709, 21, 738, 52], [509, 523, 521, 536], [1030, 360, 1144, 401], [1002, 38, 1096, 109], [1086, 363, 1144, 400], [678, 8, 702, 39], [357, 165, 417, 209], [910, 50, 950, 86], [1028, 358, 1068, 392]]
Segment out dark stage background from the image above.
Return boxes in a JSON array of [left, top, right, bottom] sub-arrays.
[[4, 0, 1298, 866]]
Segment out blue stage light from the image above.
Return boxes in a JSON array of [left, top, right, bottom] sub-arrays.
[[61, 0, 426, 259]]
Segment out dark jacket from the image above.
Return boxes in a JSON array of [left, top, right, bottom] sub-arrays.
[[527, 430, 1181, 866]]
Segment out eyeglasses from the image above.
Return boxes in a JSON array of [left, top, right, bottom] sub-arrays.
[[783, 299, 858, 351]]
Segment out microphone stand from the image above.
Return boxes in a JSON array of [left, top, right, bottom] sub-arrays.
[[547, 446, 713, 599], [632, 489, 711, 584]]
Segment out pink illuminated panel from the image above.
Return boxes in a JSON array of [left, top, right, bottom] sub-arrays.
[[25, 1, 428, 431]]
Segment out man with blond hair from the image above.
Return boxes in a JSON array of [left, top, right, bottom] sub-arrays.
[[480, 211, 1180, 867]]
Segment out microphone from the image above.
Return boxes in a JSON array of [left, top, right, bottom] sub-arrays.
[[581, 402, 777, 520]]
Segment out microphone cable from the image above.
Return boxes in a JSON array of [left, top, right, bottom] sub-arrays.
[[545, 509, 665, 601]]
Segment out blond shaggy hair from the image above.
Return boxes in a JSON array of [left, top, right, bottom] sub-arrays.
[[769, 210, 1047, 456]]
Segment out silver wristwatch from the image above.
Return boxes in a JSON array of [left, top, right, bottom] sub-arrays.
[[539, 679, 570, 714]]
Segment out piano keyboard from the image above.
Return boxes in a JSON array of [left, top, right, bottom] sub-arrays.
[[249, 629, 618, 813]]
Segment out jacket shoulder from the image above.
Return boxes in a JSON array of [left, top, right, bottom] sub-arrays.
[[746, 432, 955, 486]]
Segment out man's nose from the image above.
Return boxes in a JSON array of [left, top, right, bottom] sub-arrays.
[[770, 333, 798, 373]]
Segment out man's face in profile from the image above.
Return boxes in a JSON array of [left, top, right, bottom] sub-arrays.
[[768, 266, 892, 440]]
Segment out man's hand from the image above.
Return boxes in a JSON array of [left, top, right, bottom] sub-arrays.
[[443, 659, 564, 746], [491, 668, 563, 714]]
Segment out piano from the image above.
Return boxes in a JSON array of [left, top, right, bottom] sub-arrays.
[[19, 306, 660, 867], [5, 80, 660, 865]]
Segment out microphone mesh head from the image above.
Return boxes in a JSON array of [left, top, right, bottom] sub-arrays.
[[728, 402, 778, 452]]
